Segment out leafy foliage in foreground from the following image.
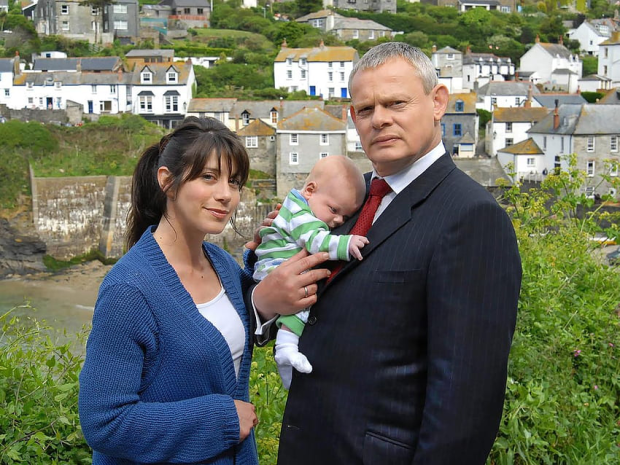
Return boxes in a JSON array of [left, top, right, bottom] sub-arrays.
[[1, 156, 618, 463]]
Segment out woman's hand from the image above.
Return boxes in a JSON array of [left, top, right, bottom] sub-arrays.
[[253, 249, 331, 320], [234, 400, 258, 442], [245, 204, 281, 251]]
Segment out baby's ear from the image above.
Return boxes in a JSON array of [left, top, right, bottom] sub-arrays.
[[303, 181, 317, 197]]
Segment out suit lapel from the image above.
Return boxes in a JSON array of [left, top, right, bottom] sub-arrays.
[[322, 153, 456, 289]]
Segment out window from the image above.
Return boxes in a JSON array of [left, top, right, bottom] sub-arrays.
[[453, 124, 462, 136], [167, 71, 177, 84], [300, 58, 307, 66], [491, 97, 497, 107], [110, 85, 116, 93], [515, 97, 520, 106], [91, 21, 97, 31], [447, 53, 454, 60], [506, 138, 514, 146], [61, 4, 69, 14], [353, 30, 359, 39], [28, 97, 33, 105], [611, 136, 618, 152], [527, 158, 535, 167], [369, 30, 374, 39], [270, 110, 278, 124], [543, 136, 547, 149], [340, 62, 345, 68], [610, 162, 618, 177], [99, 101, 111, 112], [290, 134, 298, 145], [56, 97, 61, 109], [141, 71, 152, 84], [246, 136, 258, 148], [355, 141, 363, 151], [91, 7, 99, 15], [27, 82, 33, 89], [587, 160, 595, 177], [286, 70, 292, 79], [54, 81, 62, 89], [197, 7, 203, 14], [455, 100, 464, 112], [286, 58, 292, 66], [242, 112, 250, 125], [301, 70, 306, 79], [328, 72, 333, 82], [554, 155, 561, 171], [560, 137, 564, 152], [506, 122, 512, 133], [587, 137, 595, 152], [91, 85, 97, 94], [4, 89, 9, 97], [289, 152, 299, 164], [328, 62, 333, 68], [320, 152, 329, 159], [501, 5, 511, 12], [320, 134, 329, 145], [114, 20, 128, 30], [113, 4, 127, 13], [62, 21, 69, 30], [340, 72, 345, 82], [585, 186, 595, 198], [184, 7, 190, 13], [165, 95, 179, 112], [139, 95, 153, 112], [328, 88, 335, 97], [604, 65, 608, 75]]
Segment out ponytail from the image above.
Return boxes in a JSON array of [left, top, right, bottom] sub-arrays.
[[126, 143, 166, 250]]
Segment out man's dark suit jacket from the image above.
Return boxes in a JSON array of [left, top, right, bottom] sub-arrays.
[[277, 154, 522, 465]]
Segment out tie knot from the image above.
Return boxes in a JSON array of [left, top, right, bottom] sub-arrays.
[[369, 178, 391, 198]]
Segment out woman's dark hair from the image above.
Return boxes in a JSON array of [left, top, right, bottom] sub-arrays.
[[126, 116, 250, 250]]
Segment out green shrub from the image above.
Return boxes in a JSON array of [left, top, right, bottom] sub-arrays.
[[0, 120, 59, 155], [0, 307, 91, 464]]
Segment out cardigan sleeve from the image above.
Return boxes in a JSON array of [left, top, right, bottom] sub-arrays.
[[78, 282, 241, 463]]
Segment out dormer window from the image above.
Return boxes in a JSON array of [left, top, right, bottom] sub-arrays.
[[286, 58, 292, 66], [27, 82, 33, 89], [455, 100, 464, 112], [270, 109, 278, 124], [141, 68, 152, 84], [242, 111, 250, 126], [300, 58, 307, 66], [55, 81, 62, 89], [166, 67, 178, 84]]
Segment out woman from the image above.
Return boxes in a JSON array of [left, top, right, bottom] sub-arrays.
[[79, 117, 261, 464]]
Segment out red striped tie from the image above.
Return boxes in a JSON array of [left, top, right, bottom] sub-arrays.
[[328, 178, 391, 282]]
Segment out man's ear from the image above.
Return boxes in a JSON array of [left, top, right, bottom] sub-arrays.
[[350, 105, 357, 125], [157, 166, 174, 197], [432, 84, 450, 122]]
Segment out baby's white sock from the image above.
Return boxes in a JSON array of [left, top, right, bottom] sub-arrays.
[[274, 330, 313, 389]]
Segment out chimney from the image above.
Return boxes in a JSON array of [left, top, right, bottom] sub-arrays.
[[576, 85, 581, 94], [319, 39, 325, 49], [235, 114, 239, 132], [553, 99, 559, 130], [559, 35, 564, 45], [432, 44, 437, 53], [341, 104, 347, 121], [281, 38, 288, 48], [13, 51, 20, 76], [535, 34, 540, 43], [465, 45, 471, 55], [524, 84, 532, 108]]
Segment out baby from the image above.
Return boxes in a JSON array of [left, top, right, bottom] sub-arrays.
[[253, 155, 367, 389]]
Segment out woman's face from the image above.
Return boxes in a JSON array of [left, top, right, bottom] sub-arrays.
[[166, 155, 242, 237]]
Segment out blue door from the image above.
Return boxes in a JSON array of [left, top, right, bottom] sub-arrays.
[[341, 88, 347, 98], [88, 101, 93, 113], [310, 86, 316, 96]]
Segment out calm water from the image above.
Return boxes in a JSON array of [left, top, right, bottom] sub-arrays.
[[0, 277, 97, 342]]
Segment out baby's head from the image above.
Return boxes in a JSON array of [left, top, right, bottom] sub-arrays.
[[300, 156, 366, 229]]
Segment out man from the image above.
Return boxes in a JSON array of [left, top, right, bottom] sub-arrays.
[[254, 42, 521, 464]]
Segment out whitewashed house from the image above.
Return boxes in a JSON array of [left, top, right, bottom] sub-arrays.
[[598, 32, 620, 87], [273, 41, 358, 99], [462, 47, 515, 91], [488, 106, 549, 157], [567, 20, 613, 57], [0, 56, 18, 108], [518, 37, 582, 93], [497, 138, 546, 182], [131, 60, 195, 128], [476, 81, 540, 112]]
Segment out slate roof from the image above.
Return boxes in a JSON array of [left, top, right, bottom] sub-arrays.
[[600, 31, 620, 45], [32, 57, 122, 72], [538, 43, 573, 59], [459, 132, 475, 144], [436, 46, 461, 55], [453, 157, 512, 186], [532, 94, 587, 107], [581, 21, 612, 38], [278, 107, 346, 132], [295, 10, 334, 21], [0, 58, 13, 73], [446, 92, 477, 113], [463, 52, 512, 65], [579, 74, 612, 82], [528, 104, 620, 135], [159, 0, 209, 7], [477, 81, 540, 97], [497, 138, 544, 155], [14, 70, 132, 86], [237, 119, 276, 137], [231, 100, 324, 119], [552, 68, 578, 75], [275, 45, 358, 63], [493, 107, 550, 123], [333, 17, 392, 31], [598, 88, 620, 104], [126, 49, 175, 59], [187, 98, 237, 113]]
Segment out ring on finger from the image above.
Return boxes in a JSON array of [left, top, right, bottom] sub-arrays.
[[304, 286, 309, 298]]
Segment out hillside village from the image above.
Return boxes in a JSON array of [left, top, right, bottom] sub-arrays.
[[1, 0, 620, 201]]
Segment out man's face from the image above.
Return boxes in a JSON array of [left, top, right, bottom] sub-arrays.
[[350, 57, 448, 177]]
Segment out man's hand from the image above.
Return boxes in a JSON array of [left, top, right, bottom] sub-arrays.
[[234, 400, 258, 442], [253, 249, 331, 320], [245, 203, 281, 251], [348, 235, 369, 261]]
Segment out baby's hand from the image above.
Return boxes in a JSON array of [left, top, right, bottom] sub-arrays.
[[348, 235, 369, 261]]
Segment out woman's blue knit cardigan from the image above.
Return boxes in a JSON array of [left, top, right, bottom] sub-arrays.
[[78, 227, 259, 465]]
